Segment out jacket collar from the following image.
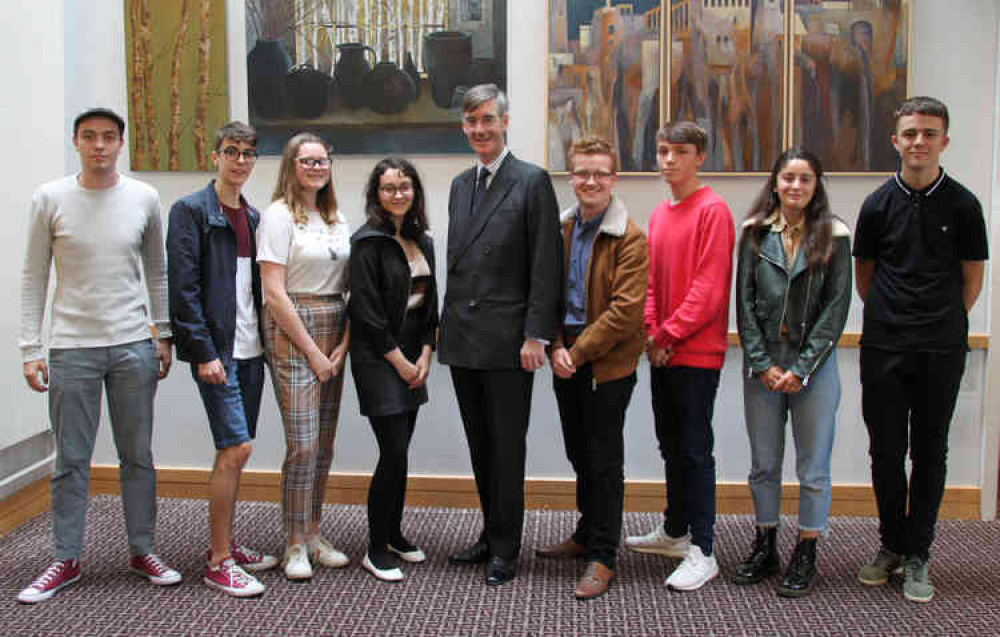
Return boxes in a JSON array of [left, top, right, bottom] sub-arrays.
[[560, 194, 629, 238], [202, 180, 259, 227]]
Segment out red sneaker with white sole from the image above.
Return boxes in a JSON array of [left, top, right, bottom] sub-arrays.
[[129, 553, 182, 586], [17, 559, 81, 604]]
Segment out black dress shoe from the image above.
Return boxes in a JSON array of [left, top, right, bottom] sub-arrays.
[[777, 538, 818, 598], [448, 541, 489, 565], [485, 555, 516, 586]]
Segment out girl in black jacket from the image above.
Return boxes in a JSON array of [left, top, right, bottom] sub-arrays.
[[350, 158, 438, 581]]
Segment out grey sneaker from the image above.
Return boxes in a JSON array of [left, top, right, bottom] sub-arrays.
[[858, 546, 902, 586], [625, 526, 690, 557], [902, 556, 934, 603]]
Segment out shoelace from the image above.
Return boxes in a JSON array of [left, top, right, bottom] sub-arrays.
[[140, 554, 170, 575], [220, 562, 253, 586], [233, 544, 263, 561], [33, 562, 69, 588]]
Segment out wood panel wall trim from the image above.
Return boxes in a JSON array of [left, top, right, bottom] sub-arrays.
[[86, 467, 982, 520], [0, 476, 51, 537], [726, 332, 989, 350]]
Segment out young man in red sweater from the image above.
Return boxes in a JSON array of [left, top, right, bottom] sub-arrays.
[[626, 122, 735, 591]]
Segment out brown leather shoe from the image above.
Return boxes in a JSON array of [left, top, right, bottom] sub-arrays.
[[535, 538, 587, 560], [575, 561, 614, 599]]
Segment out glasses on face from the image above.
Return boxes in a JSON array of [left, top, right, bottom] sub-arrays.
[[569, 170, 614, 184], [220, 146, 258, 162], [379, 184, 414, 198], [296, 157, 332, 170]]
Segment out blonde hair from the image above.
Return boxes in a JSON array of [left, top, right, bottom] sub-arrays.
[[568, 137, 618, 174], [271, 132, 340, 226]]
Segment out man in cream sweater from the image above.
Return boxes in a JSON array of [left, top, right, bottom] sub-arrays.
[[17, 108, 179, 604]]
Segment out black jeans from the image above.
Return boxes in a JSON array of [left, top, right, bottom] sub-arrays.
[[553, 366, 636, 570], [651, 365, 720, 556], [367, 410, 418, 556], [860, 347, 966, 560]]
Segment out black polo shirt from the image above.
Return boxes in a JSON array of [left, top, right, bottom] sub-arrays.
[[853, 169, 988, 351]]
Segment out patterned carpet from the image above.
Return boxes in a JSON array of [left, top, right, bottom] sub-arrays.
[[2, 495, 999, 636]]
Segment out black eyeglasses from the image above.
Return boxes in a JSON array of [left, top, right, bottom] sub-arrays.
[[297, 157, 332, 169], [220, 146, 258, 162], [379, 184, 414, 197]]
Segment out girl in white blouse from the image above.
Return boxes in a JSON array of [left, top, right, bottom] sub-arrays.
[[257, 132, 351, 581]]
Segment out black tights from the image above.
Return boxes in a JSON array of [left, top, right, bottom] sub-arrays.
[[367, 410, 417, 560]]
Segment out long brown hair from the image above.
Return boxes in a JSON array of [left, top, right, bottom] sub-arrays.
[[742, 148, 834, 269], [271, 132, 340, 226]]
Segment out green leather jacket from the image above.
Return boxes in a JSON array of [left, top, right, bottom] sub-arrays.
[[735, 218, 852, 384]]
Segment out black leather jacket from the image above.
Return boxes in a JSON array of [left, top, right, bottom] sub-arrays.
[[736, 218, 852, 384]]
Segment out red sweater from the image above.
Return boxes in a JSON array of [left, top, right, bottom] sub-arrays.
[[644, 186, 735, 370]]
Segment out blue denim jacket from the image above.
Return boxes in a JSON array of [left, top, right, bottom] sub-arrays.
[[166, 181, 262, 364]]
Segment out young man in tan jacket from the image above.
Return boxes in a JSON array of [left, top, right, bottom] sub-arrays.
[[535, 137, 649, 600]]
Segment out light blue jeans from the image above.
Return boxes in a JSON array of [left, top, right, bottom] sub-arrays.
[[48, 340, 160, 559], [742, 345, 840, 532]]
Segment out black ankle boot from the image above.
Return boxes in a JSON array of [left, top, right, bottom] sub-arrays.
[[777, 537, 818, 597], [732, 526, 780, 585]]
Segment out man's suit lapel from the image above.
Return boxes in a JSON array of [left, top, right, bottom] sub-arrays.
[[448, 168, 476, 268], [448, 155, 516, 270]]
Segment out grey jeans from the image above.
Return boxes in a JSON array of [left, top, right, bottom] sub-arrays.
[[48, 339, 160, 559]]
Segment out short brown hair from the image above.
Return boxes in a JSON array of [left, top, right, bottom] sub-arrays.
[[893, 96, 949, 133], [568, 137, 618, 174], [214, 121, 258, 150], [656, 121, 708, 154]]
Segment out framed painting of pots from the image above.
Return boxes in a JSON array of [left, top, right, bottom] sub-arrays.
[[124, 0, 230, 172], [245, 0, 508, 155], [546, 0, 664, 174]]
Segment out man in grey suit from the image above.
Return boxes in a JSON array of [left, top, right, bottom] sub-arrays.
[[439, 84, 563, 585]]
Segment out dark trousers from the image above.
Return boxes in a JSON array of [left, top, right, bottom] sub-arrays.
[[554, 366, 636, 570], [450, 366, 533, 560], [860, 347, 966, 560], [650, 365, 720, 555], [366, 410, 418, 556]]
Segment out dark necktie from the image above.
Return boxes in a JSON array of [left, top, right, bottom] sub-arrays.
[[471, 168, 489, 216]]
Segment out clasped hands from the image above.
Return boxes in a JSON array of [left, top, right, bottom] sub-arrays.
[[759, 365, 803, 394]]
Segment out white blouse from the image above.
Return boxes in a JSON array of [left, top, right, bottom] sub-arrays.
[[257, 200, 350, 295]]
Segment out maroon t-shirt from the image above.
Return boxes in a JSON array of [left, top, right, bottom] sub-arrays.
[[221, 202, 252, 257]]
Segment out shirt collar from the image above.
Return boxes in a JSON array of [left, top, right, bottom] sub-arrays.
[[894, 168, 947, 197], [476, 147, 510, 176], [765, 210, 804, 234]]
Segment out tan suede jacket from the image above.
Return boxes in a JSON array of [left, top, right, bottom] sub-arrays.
[[554, 195, 649, 384]]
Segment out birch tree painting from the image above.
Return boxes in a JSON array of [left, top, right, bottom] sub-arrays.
[[124, 0, 229, 171]]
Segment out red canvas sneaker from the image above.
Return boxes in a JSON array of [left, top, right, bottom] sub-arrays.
[[129, 553, 182, 586], [17, 559, 81, 604], [230, 542, 279, 572], [204, 558, 266, 597]]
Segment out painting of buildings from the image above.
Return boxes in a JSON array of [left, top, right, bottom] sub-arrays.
[[124, 0, 229, 172], [547, 0, 662, 173], [792, 0, 908, 172], [246, 0, 507, 155], [668, 0, 785, 173]]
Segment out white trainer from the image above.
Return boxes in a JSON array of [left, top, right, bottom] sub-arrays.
[[666, 544, 718, 591], [362, 554, 404, 582], [625, 526, 691, 557], [282, 543, 313, 580], [308, 536, 350, 569]]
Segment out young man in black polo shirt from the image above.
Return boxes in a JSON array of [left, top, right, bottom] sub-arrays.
[[853, 96, 988, 603]]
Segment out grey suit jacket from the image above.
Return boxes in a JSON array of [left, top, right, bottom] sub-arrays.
[[438, 153, 563, 369]]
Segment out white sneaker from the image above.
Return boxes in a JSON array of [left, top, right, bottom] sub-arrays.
[[388, 543, 427, 564], [307, 536, 349, 569], [625, 526, 691, 557], [282, 543, 313, 580], [666, 545, 718, 591]]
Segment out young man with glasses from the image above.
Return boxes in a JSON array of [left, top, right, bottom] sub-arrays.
[[166, 121, 276, 597], [18, 108, 179, 604], [535, 138, 648, 599]]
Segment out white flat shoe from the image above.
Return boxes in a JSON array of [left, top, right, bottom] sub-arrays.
[[362, 554, 404, 582], [388, 543, 426, 564]]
